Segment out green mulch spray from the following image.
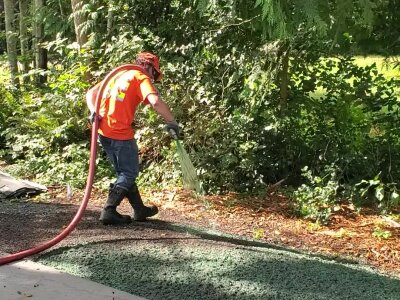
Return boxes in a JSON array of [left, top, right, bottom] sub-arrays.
[[175, 139, 204, 195]]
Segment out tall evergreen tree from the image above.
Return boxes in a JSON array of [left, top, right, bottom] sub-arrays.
[[4, 0, 18, 86], [71, 0, 88, 47], [33, 0, 48, 84], [19, 0, 30, 82]]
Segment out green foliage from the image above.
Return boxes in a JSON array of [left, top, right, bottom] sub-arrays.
[[353, 175, 400, 212], [372, 228, 392, 240], [1, 0, 399, 221], [9, 142, 89, 187], [198, 0, 376, 39], [292, 166, 339, 223], [356, 0, 400, 54], [93, 33, 145, 77], [0, 40, 109, 187], [0, 85, 17, 146]]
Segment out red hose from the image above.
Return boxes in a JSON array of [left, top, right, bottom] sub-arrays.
[[0, 64, 138, 266]]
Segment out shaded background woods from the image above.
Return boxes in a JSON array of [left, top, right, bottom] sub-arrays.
[[0, 0, 399, 223]]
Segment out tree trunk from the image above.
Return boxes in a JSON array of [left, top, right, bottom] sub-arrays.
[[33, 0, 48, 84], [19, 0, 30, 83], [278, 44, 290, 114], [59, 0, 65, 16], [0, 0, 6, 55], [71, 0, 88, 47], [4, 0, 19, 86], [71, 0, 92, 81], [107, 7, 114, 37]]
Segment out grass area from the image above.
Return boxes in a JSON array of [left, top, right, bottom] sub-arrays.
[[354, 55, 400, 80], [308, 55, 400, 100]]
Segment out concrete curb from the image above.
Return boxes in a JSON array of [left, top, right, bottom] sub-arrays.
[[0, 257, 146, 300]]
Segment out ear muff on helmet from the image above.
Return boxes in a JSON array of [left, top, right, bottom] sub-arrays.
[[136, 52, 163, 81], [151, 67, 161, 82]]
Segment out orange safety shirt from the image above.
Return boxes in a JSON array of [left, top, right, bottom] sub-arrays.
[[86, 66, 157, 140]]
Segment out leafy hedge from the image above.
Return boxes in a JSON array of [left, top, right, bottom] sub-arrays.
[[1, 1, 399, 223]]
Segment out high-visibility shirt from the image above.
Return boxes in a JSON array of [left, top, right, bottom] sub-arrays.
[[86, 66, 157, 140]]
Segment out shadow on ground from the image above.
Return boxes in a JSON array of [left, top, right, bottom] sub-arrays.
[[37, 228, 400, 300]]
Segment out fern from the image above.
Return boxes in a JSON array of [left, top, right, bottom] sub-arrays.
[[195, 0, 377, 40], [196, 0, 211, 13], [297, 0, 328, 35], [357, 0, 374, 29], [194, 0, 219, 14], [255, 0, 287, 37], [334, 0, 353, 30]]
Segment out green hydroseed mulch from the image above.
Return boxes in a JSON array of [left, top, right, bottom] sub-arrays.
[[36, 231, 400, 300]]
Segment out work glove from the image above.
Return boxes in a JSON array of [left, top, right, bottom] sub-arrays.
[[165, 120, 180, 140]]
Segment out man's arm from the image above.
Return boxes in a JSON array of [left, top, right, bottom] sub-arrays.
[[146, 93, 175, 122], [86, 86, 97, 114], [146, 93, 180, 139], [86, 82, 102, 114]]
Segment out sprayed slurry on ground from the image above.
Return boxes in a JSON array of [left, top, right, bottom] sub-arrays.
[[36, 235, 400, 300], [175, 139, 204, 195]]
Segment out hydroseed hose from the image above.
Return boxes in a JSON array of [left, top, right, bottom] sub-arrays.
[[0, 64, 137, 266]]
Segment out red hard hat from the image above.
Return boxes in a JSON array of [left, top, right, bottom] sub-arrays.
[[136, 52, 163, 81]]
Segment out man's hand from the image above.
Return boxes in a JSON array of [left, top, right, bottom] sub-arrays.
[[165, 121, 180, 140]]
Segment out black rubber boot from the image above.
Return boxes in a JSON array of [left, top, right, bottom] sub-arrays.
[[100, 185, 132, 225], [127, 184, 158, 221]]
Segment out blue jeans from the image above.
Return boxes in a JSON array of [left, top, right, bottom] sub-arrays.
[[99, 135, 139, 191]]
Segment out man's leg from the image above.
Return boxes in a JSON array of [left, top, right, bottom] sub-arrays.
[[99, 184, 131, 225], [114, 140, 158, 220], [127, 183, 158, 221], [112, 139, 139, 191], [99, 136, 139, 225]]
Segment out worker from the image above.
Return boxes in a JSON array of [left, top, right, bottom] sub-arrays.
[[86, 52, 179, 225]]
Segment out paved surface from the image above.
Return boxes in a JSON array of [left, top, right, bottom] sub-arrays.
[[0, 257, 146, 300]]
